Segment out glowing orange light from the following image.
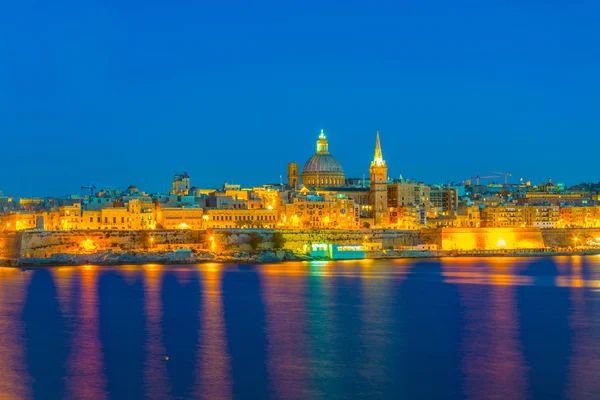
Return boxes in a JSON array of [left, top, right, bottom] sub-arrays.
[[80, 238, 97, 253]]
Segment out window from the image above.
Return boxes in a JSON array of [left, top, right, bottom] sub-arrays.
[[90, 217, 93, 222], [104, 217, 108, 223], [113, 217, 116, 223]]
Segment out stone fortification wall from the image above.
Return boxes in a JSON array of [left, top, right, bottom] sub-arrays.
[[423, 227, 600, 250], [541, 228, 600, 248], [12, 228, 600, 260], [19, 230, 200, 258], [16, 228, 421, 258], [419, 229, 442, 247], [0, 233, 20, 259], [279, 229, 420, 250], [440, 228, 545, 250]]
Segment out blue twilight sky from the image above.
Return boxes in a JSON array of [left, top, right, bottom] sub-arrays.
[[1, 0, 599, 197]]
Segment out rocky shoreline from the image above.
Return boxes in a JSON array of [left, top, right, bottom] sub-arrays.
[[2, 248, 599, 268], [5, 249, 312, 267]]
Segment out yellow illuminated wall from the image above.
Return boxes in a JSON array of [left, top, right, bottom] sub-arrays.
[[441, 228, 545, 250]]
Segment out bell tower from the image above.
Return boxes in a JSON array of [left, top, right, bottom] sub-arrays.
[[287, 162, 299, 189], [369, 131, 388, 226]]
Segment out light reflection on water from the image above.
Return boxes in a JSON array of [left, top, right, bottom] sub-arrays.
[[142, 264, 169, 400], [53, 266, 108, 400], [453, 260, 528, 400], [0, 257, 600, 399], [196, 264, 231, 400], [0, 268, 32, 400], [261, 263, 309, 399]]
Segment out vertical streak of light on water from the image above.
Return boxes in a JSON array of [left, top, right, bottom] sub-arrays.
[[53, 267, 76, 317], [566, 257, 600, 399], [0, 268, 32, 400], [195, 264, 232, 399], [65, 267, 108, 400], [305, 261, 339, 398], [359, 261, 396, 397], [143, 265, 170, 400], [261, 262, 309, 400], [453, 259, 528, 400], [487, 261, 529, 399]]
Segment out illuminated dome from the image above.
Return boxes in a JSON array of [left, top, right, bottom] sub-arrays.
[[125, 185, 139, 194], [301, 130, 345, 187], [303, 154, 344, 174]]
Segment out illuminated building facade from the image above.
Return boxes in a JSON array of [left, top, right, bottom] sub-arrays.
[[389, 206, 422, 230], [456, 205, 481, 228], [206, 209, 278, 229], [481, 206, 526, 227], [172, 172, 191, 195], [74, 201, 155, 230], [45, 204, 84, 230], [281, 193, 359, 229], [388, 180, 431, 208], [517, 191, 589, 205], [524, 205, 559, 228], [481, 204, 559, 228], [156, 207, 203, 230], [252, 187, 282, 211], [559, 206, 600, 227], [0, 212, 38, 231], [430, 186, 458, 215]]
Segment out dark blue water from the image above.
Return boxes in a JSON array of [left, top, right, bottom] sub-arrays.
[[1, 257, 600, 399]]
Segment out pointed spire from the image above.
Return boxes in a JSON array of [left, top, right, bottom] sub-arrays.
[[371, 131, 385, 167], [374, 130, 382, 161]]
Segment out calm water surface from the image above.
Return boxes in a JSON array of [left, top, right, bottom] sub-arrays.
[[1, 257, 600, 399]]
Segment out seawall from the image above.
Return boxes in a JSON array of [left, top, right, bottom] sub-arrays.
[[541, 228, 600, 248], [420, 228, 600, 250], [2, 228, 600, 265], [0, 233, 19, 259], [1, 229, 420, 261]]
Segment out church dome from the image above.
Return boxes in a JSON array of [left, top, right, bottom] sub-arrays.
[[303, 153, 344, 174], [301, 130, 345, 187]]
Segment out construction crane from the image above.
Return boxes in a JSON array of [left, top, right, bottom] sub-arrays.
[[489, 171, 512, 185], [81, 185, 96, 196], [467, 175, 500, 186]]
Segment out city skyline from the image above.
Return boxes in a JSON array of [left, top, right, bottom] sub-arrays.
[[0, 127, 596, 198], [2, 1, 600, 196], [3, 3, 600, 399]]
